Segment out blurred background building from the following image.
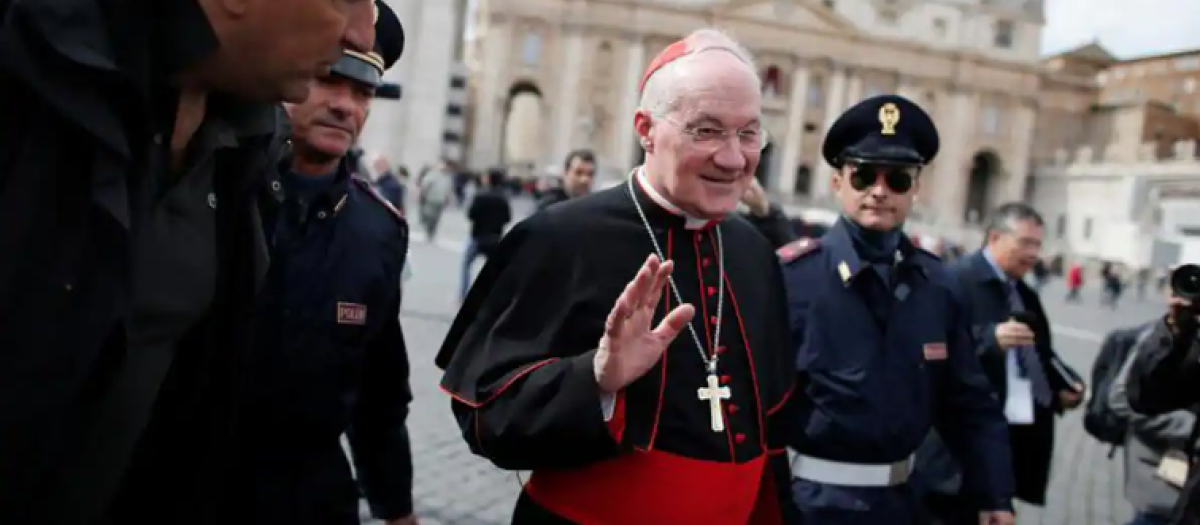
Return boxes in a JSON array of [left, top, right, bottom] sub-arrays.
[[363, 0, 1200, 268], [358, 0, 472, 173]]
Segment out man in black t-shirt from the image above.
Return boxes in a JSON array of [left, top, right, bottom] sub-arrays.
[[538, 149, 597, 211], [461, 167, 513, 299]]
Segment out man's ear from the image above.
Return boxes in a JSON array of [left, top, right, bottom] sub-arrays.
[[634, 110, 653, 153], [829, 166, 843, 192]]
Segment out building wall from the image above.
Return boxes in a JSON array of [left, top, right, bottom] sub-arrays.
[[1030, 150, 1200, 266], [465, 0, 1046, 229], [1142, 102, 1200, 158], [1100, 51, 1200, 118], [1031, 75, 1095, 164], [1160, 196, 1200, 237], [358, 0, 464, 172]]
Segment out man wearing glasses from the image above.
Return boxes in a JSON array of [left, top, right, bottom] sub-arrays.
[[777, 95, 1016, 525], [437, 29, 796, 525]]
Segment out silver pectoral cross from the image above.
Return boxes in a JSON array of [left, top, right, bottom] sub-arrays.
[[697, 373, 732, 432]]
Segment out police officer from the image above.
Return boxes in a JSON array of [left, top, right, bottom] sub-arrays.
[[243, 4, 418, 525], [777, 95, 1015, 525]]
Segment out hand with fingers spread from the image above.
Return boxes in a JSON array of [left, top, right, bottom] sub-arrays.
[[594, 255, 696, 394]]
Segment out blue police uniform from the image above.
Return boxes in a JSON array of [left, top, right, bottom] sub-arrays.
[[239, 4, 416, 525], [778, 95, 1014, 525]]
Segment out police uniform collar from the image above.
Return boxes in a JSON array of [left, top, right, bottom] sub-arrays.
[[308, 162, 353, 215], [269, 155, 353, 213], [827, 219, 867, 285], [633, 167, 722, 230], [827, 218, 921, 285]]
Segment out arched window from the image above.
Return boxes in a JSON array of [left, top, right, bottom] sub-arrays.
[[807, 76, 824, 107], [763, 65, 783, 98]]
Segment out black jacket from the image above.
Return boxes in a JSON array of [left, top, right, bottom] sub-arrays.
[[1127, 319, 1200, 525], [469, 187, 513, 246], [0, 2, 277, 523], [940, 250, 1080, 505], [536, 187, 571, 211], [249, 160, 414, 524], [741, 204, 798, 250]]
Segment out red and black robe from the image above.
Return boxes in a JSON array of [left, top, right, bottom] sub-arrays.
[[437, 173, 797, 525]]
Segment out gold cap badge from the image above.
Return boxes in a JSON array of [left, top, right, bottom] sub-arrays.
[[879, 102, 900, 135]]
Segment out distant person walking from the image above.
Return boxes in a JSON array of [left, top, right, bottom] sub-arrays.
[[1066, 262, 1084, 301], [418, 158, 456, 241], [460, 168, 512, 300], [373, 156, 408, 215]]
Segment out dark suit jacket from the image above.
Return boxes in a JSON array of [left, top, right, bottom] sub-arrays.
[[944, 250, 1078, 505]]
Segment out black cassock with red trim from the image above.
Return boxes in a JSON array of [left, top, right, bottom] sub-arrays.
[[436, 172, 797, 525]]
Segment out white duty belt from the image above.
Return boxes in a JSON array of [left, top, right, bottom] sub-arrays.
[[787, 448, 914, 487]]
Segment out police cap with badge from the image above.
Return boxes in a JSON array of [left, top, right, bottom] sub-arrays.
[[328, 0, 406, 89], [822, 94, 939, 194]]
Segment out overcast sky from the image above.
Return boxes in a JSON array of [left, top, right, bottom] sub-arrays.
[[1041, 0, 1200, 58]]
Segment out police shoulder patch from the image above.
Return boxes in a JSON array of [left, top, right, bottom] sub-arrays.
[[777, 238, 820, 263], [352, 177, 405, 223]]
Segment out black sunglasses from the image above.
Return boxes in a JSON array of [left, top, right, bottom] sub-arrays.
[[846, 162, 920, 193]]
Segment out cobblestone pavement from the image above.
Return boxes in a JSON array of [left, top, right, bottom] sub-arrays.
[[360, 200, 1152, 525]]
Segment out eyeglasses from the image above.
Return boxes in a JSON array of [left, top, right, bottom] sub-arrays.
[[846, 162, 920, 193], [660, 116, 769, 153]]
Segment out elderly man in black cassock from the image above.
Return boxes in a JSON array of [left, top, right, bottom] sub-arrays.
[[436, 28, 797, 525]]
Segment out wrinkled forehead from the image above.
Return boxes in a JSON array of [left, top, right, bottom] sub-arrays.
[[671, 55, 762, 125]]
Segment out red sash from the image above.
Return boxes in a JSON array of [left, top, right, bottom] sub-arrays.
[[525, 449, 767, 525]]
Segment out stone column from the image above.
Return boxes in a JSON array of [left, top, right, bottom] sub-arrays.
[[612, 36, 647, 173], [468, 20, 511, 169], [812, 65, 847, 196], [399, 0, 457, 172], [1005, 99, 1037, 201], [777, 63, 812, 197], [933, 87, 978, 226], [552, 28, 586, 165]]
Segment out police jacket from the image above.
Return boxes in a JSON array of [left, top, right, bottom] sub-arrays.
[[780, 220, 1013, 511], [247, 158, 415, 523], [0, 2, 277, 523]]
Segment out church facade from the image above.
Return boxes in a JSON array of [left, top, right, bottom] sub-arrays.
[[359, 0, 471, 174], [463, 0, 1048, 227]]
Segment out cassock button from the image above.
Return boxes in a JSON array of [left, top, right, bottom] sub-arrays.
[[707, 286, 716, 296], [727, 404, 739, 414], [734, 433, 747, 444], [720, 374, 731, 384], [702, 257, 711, 268], [709, 315, 718, 325]]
